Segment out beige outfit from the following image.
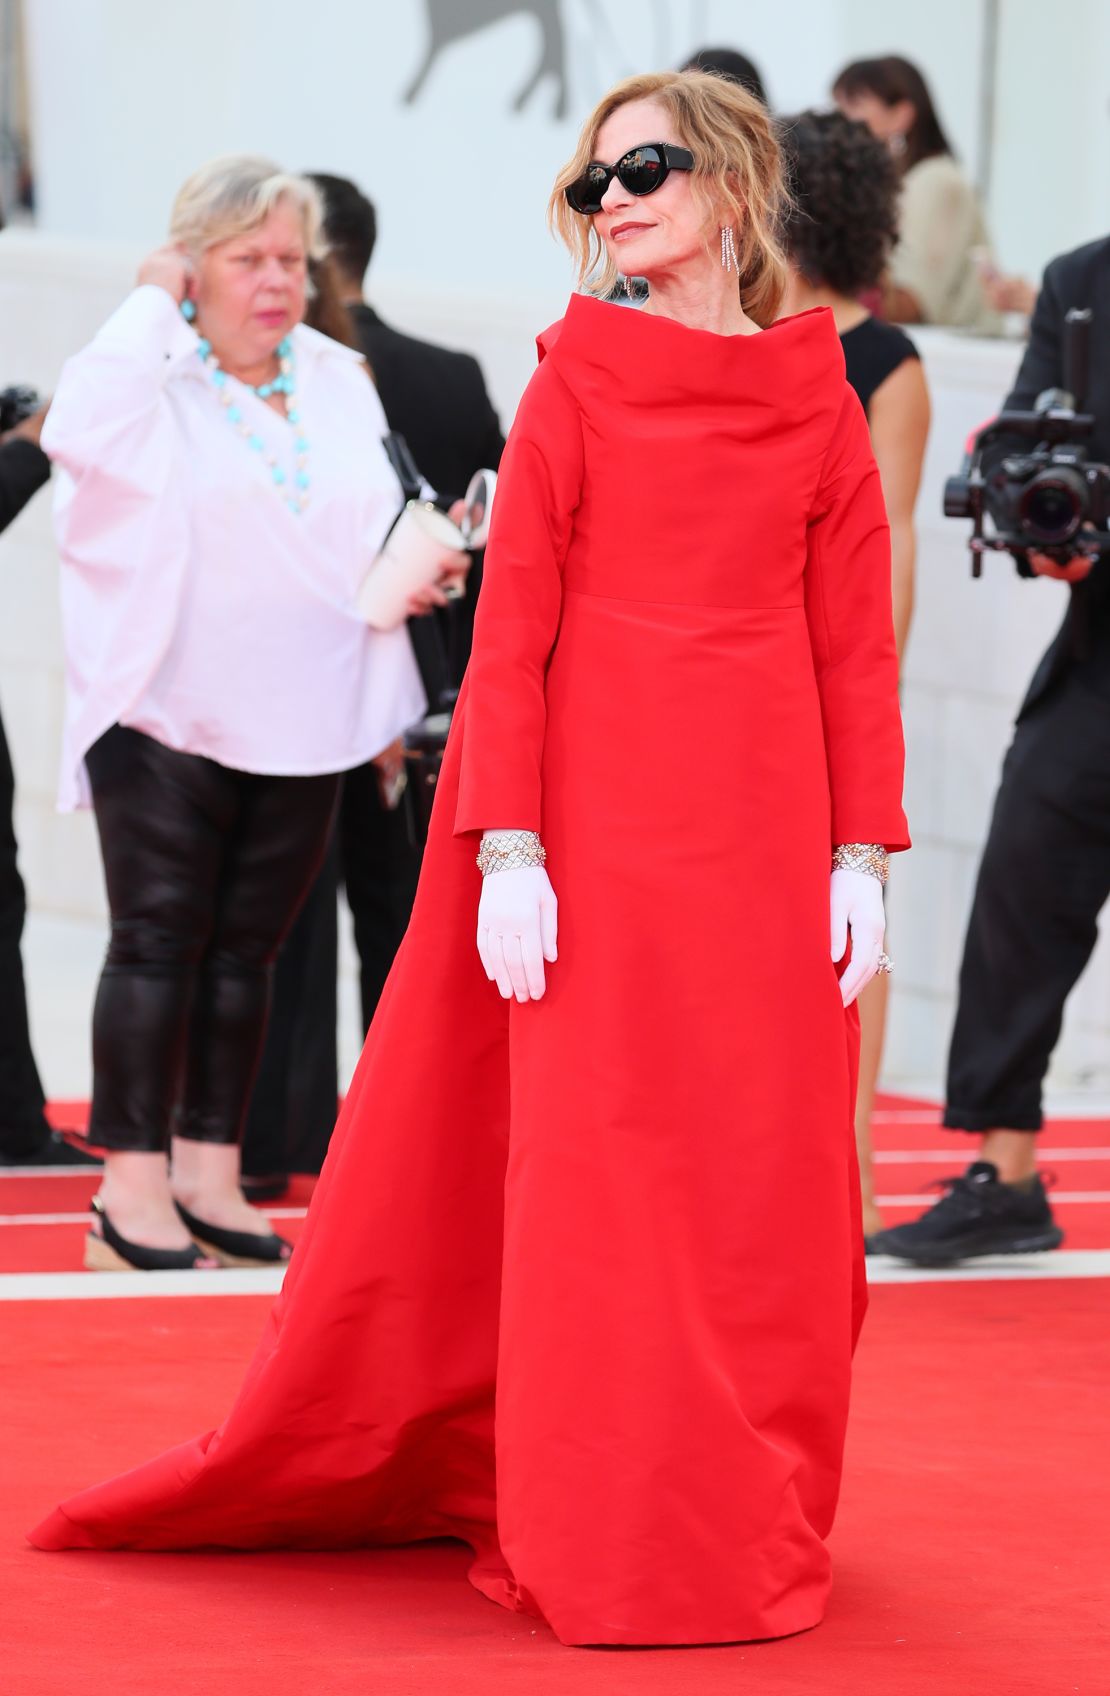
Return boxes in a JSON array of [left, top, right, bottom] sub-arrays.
[[889, 155, 1001, 333]]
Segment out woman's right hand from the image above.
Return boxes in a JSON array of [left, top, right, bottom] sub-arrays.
[[477, 866, 558, 1002], [137, 245, 192, 307], [1027, 550, 1096, 585]]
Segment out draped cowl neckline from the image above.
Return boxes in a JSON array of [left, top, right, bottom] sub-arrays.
[[537, 292, 846, 413]]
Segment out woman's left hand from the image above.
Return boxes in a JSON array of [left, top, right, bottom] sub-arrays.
[[830, 868, 886, 1008]]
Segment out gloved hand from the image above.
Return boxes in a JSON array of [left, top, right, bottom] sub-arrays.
[[477, 865, 558, 1002], [830, 867, 886, 1008]]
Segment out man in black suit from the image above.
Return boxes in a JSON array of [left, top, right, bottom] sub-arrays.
[[0, 409, 99, 1165], [878, 237, 1110, 1264], [312, 174, 504, 678], [309, 171, 504, 1028], [241, 176, 504, 1192]]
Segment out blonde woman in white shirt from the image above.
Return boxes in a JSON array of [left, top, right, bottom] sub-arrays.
[[45, 157, 450, 1271]]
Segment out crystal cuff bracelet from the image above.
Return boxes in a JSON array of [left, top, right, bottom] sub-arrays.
[[832, 843, 890, 885], [476, 831, 547, 876]]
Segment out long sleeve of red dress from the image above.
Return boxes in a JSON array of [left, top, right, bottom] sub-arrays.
[[455, 355, 583, 835], [804, 387, 910, 852]]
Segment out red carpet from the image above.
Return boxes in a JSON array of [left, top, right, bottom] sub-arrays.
[[2, 1284, 1107, 1694], [2, 1095, 1107, 1691]]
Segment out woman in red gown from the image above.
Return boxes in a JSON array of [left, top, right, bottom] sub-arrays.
[[31, 71, 909, 1647]]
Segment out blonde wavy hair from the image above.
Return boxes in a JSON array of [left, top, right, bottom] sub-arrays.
[[549, 71, 790, 327], [169, 155, 326, 259]]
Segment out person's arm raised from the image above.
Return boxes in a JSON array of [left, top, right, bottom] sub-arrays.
[[42, 250, 197, 500]]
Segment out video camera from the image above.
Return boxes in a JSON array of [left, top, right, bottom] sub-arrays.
[[943, 309, 1110, 575]]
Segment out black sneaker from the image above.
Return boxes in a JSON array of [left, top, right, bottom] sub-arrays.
[[0, 1128, 103, 1168], [872, 1161, 1064, 1266]]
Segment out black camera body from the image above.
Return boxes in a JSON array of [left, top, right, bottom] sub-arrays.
[[0, 385, 42, 434], [943, 309, 1110, 574]]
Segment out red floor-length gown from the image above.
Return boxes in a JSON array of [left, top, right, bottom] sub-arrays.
[[31, 296, 909, 1646]]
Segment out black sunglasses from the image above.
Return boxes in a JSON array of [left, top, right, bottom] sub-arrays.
[[564, 142, 695, 216]]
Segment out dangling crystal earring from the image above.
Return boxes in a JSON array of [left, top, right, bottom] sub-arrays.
[[720, 227, 740, 274], [622, 274, 635, 299], [180, 298, 196, 321]]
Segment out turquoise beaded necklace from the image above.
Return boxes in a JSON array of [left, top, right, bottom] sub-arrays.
[[188, 314, 311, 515]]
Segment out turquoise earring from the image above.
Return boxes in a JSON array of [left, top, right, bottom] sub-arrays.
[[181, 298, 196, 322]]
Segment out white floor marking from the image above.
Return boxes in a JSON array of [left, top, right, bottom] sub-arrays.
[[873, 1106, 1110, 1123], [0, 1267, 286, 1299], [8, 1143, 1109, 1179], [0, 1253, 1107, 1301], [866, 1249, 1110, 1283], [875, 1147, 1110, 1163], [0, 1207, 309, 1227], [0, 1165, 104, 1178], [876, 1191, 1110, 1207], [9, 1195, 1106, 1223]]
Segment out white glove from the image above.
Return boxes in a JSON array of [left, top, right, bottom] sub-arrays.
[[830, 867, 886, 1008], [477, 865, 558, 1002]]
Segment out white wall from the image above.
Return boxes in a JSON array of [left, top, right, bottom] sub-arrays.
[[22, 0, 1110, 299], [989, 0, 1110, 279]]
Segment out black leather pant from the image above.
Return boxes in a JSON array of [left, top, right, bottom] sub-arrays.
[[85, 727, 340, 1153]]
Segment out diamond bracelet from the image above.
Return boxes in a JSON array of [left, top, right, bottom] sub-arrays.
[[476, 831, 547, 877], [832, 843, 890, 885]]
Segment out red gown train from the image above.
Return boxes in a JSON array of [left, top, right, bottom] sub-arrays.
[[31, 296, 910, 1647]]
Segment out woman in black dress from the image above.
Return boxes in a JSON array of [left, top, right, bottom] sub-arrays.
[[779, 109, 930, 1242]]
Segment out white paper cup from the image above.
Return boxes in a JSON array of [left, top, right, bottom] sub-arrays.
[[356, 501, 469, 631]]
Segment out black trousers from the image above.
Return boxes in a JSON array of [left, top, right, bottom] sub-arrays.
[[0, 705, 50, 1154], [340, 759, 422, 1031], [944, 674, 1110, 1133], [240, 833, 342, 1178], [85, 727, 339, 1154], [241, 758, 420, 1177]]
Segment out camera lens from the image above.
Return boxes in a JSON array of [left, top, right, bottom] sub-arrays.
[[1019, 468, 1086, 545]]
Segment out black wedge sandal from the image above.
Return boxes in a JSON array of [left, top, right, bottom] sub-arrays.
[[85, 1196, 218, 1272], [173, 1200, 293, 1268]]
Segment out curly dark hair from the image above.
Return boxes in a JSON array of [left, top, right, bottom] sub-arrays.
[[777, 109, 900, 296]]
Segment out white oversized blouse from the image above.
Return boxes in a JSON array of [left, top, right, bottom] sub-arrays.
[[44, 284, 426, 811]]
